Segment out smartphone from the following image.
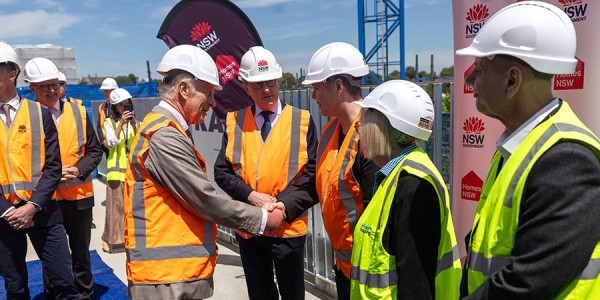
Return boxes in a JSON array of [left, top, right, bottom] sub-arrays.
[[124, 103, 134, 112]]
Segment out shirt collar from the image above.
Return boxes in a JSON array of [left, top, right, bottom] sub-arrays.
[[497, 98, 560, 158], [373, 143, 417, 193], [39, 100, 61, 115], [3, 94, 21, 110], [158, 100, 189, 131], [254, 99, 282, 118]]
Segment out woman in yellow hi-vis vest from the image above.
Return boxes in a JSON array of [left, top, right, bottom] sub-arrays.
[[350, 80, 461, 300], [101, 88, 137, 254]]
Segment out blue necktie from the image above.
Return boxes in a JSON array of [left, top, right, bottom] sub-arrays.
[[260, 111, 273, 142]]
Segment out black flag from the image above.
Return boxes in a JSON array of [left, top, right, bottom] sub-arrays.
[[157, 0, 262, 119]]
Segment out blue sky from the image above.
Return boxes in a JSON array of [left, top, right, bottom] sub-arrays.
[[0, 0, 453, 82]]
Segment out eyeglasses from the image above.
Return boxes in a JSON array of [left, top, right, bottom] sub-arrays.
[[354, 121, 361, 130], [59, 82, 66, 87], [32, 83, 60, 92], [250, 80, 277, 90]]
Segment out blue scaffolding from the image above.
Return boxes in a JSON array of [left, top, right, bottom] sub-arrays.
[[357, 0, 405, 83]]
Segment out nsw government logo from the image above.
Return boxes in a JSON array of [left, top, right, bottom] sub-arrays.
[[559, 0, 588, 23], [465, 4, 489, 39], [190, 21, 221, 51], [463, 116, 485, 148], [257, 60, 269, 72]]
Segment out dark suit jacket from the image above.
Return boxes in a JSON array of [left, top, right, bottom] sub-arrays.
[[0, 101, 63, 226], [58, 101, 103, 209], [214, 102, 318, 207]]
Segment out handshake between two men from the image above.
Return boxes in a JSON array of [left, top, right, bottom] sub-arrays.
[[249, 190, 287, 232]]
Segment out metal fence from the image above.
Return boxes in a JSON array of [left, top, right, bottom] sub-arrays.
[[91, 82, 453, 298]]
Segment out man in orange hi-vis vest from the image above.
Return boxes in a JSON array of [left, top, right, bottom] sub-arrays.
[[25, 57, 103, 299], [271, 42, 379, 300], [124, 45, 285, 300], [214, 46, 318, 300], [0, 42, 79, 299]]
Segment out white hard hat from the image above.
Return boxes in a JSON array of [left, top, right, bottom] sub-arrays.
[[456, 1, 577, 74], [23, 57, 59, 83], [357, 80, 434, 141], [58, 71, 66, 83], [157, 44, 222, 90], [238, 46, 282, 82], [100, 78, 118, 90], [109, 88, 132, 105], [0, 40, 20, 72], [303, 42, 369, 85]]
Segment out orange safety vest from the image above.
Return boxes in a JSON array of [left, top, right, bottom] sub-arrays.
[[225, 105, 310, 238], [98, 101, 108, 138], [124, 112, 217, 284], [0, 99, 46, 204], [54, 102, 94, 201], [316, 116, 363, 278]]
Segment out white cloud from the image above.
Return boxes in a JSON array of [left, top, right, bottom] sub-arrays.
[[0, 0, 14, 4], [35, 0, 62, 9], [0, 10, 79, 39], [320, 1, 355, 10], [97, 25, 125, 38], [82, 0, 100, 8], [150, 5, 173, 20], [232, 0, 294, 8]]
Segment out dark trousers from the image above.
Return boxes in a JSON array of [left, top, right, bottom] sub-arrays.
[[44, 201, 94, 299], [334, 267, 350, 300], [0, 219, 78, 300], [236, 234, 306, 300]]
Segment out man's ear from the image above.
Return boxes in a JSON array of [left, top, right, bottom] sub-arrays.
[[506, 65, 523, 98], [178, 80, 191, 100], [335, 78, 344, 96]]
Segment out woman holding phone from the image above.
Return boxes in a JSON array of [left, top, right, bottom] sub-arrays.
[[101, 88, 137, 253]]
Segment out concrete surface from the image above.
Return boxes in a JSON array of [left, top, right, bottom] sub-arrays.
[[25, 179, 329, 299]]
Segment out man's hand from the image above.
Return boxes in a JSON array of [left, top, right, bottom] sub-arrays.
[[248, 191, 276, 208], [61, 165, 80, 183], [264, 201, 285, 213], [4, 203, 36, 230], [264, 205, 285, 231]]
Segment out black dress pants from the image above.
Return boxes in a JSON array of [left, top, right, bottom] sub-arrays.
[[0, 219, 78, 300], [236, 234, 306, 300]]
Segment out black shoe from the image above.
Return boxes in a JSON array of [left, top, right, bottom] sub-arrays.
[[91, 222, 96, 229]]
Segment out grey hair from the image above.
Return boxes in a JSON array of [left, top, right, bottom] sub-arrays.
[[160, 70, 198, 100]]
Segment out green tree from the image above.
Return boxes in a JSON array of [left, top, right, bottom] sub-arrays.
[[405, 66, 416, 80], [115, 74, 138, 84], [389, 70, 401, 80], [279, 72, 297, 90], [440, 66, 454, 77], [418, 71, 429, 79]]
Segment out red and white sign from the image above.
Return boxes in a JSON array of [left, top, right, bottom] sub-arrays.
[[215, 55, 239, 85], [461, 171, 483, 201]]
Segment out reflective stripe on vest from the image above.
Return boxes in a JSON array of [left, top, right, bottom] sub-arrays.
[[316, 117, 363, 278], [225, 105, 309, 238], [350, 148, 461, 300], [125, 112, 216, 283], [106, 118, 134, 181], [466, 102, 600, 298], [55, 102, 93, 200], [0, 99, 44, 203]]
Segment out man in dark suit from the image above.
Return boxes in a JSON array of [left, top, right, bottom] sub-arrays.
[[214, 46, 318, 300], [0, 42, 79, 299], [25, 57, 103, 299], [24, 57, 102, 299]]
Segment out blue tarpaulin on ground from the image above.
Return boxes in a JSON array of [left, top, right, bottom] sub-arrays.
[[0, 250, 128, 299], [17, 82, 158, 107]]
